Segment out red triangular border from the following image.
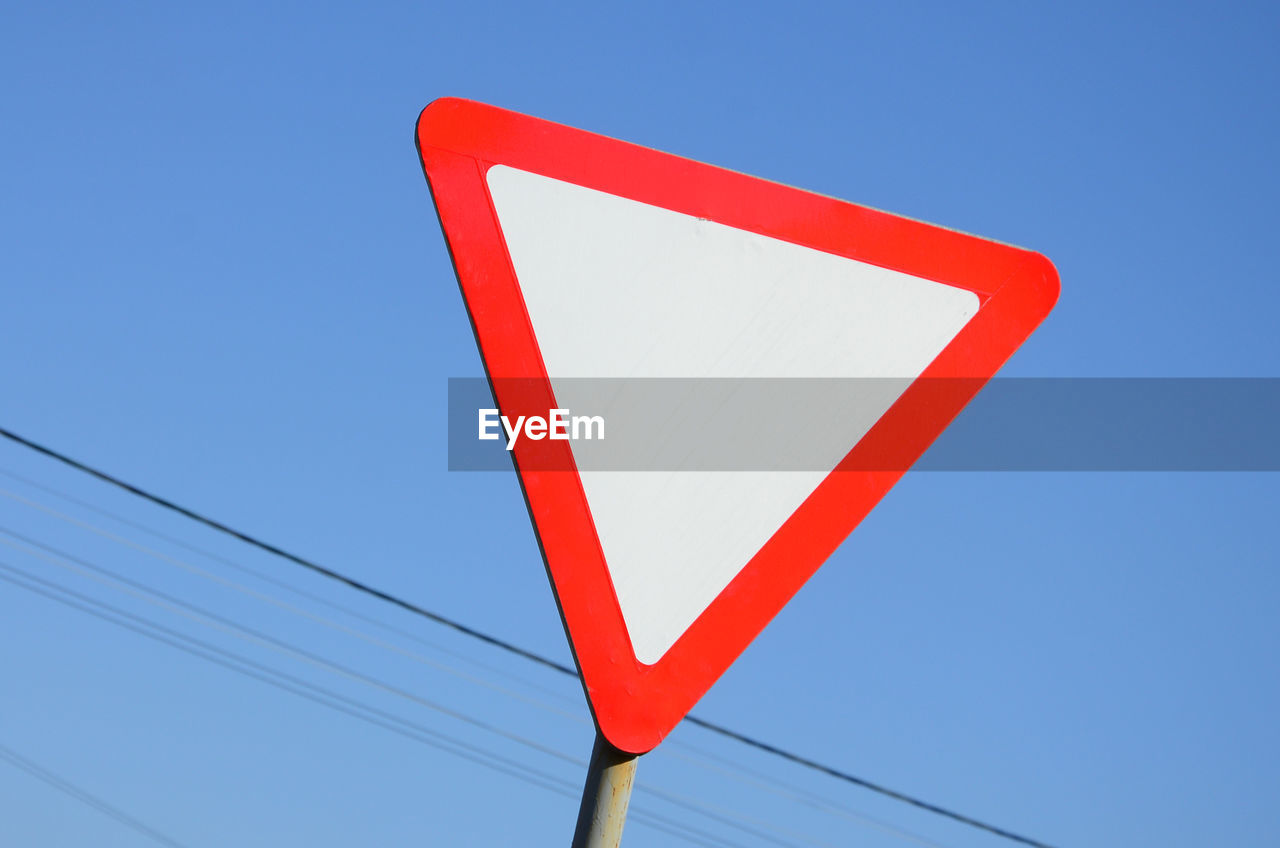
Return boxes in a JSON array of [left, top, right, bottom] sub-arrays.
[[416, 98, 1059, 754]]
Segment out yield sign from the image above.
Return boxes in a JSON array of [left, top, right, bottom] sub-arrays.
[[416, 98, 1059, 754]]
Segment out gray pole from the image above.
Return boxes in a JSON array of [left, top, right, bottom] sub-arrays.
[[570, 731, 638, 848]]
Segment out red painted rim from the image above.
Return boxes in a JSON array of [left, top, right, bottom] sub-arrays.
[[416, 98, 1059, 754]]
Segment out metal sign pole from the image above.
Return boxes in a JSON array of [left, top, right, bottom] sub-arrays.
[[570, 731, 637, 848]]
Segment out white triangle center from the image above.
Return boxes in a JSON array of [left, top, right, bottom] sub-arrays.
[[486, 165, 979, 664]]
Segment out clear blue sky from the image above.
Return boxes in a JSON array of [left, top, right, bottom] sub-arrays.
[[1, 2, 1277, 846]]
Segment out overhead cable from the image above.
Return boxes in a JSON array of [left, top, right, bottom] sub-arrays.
[[0, 425, 1059, 848]]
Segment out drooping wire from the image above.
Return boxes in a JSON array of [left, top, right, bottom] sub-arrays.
[[0, 527, 583, 770], [682, 716, 1052, 847], [0, 562, 574, 795], [0, 486, 585, 721], [0, 741, 190, 848], [0, 425, 1059, 848], [0, 538, 836, 848], [661, 742, 948, 848], [0, 562, 743, 848], [1, 479, 953, 848], [0, 427, 573, 674], [0, 466, 578, 706]]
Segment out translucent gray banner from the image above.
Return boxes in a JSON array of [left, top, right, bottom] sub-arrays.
[[447, 378, 1280, 471]]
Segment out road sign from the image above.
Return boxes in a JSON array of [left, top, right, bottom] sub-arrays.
[[416, 98, 1059, 755]]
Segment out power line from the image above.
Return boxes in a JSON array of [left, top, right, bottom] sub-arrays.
[[3, 533, 837, 848], [0, 425, 1059, 848], [0, 428, 571, 675], [0, 741, 190, 848], [662, 742, 949, 848], [0, 563, 577, 798], [1, 480, 949, 848], [0, 481, 957, 848], [0, 563, 745, 848], [682, 716, 1046, 847], [0, 527, 583, 771], [0, 486, 585, 721], [0, 466, 578, 707]]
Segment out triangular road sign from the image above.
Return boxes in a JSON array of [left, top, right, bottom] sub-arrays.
[[416, 98, 1059, 754]]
